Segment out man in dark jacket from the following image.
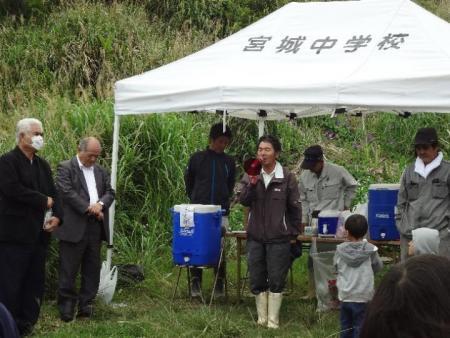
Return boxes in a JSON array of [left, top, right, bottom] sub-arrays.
[[239, 135, 301, 329], [0, 118, 63, 336], [184, 123, 236, 296]]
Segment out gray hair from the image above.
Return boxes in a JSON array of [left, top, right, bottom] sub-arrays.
[[78, 137, 101, 151], [16, 118, 43, 144]]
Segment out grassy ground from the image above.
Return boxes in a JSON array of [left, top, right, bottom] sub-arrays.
[[35, 256, 344, 338], [33, 250, 396, 337]]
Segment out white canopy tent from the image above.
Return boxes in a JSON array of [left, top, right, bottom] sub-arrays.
[[115, 0, 450, 118], [106, 0, 450, 275]]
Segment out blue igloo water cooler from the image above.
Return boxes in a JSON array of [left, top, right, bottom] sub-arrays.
[[368, 184, 400, 240], [318, 210, 340, 237], [172, 204, 222, 266]]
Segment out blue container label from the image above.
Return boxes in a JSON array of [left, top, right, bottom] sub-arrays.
[[179, 227, 195, 237]]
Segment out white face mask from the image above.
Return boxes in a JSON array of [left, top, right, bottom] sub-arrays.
[[31, 135, 44, 151]]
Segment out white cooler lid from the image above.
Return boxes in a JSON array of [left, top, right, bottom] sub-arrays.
[[369, 183, 400, 190], [318, 210, 340, 218], [173, 204, 221, 213]]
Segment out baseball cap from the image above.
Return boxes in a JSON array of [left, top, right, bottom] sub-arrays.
[[300, 145, 323, 170], [414, 127, 438, 146]]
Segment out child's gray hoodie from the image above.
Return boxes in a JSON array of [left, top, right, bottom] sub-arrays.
[[333, 240, 383, 302], [412, 227, 440, 255]]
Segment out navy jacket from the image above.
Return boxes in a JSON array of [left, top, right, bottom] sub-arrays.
[[184, 148, 236, 215], [0, 147, 63, 245]]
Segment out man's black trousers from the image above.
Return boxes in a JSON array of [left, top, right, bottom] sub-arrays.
[[57, 218, 102, 310], [0, 242, 47, 335], [247, 239, 291, 294]]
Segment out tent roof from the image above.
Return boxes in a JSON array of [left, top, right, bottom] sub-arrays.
[[114, 0, 450, 119]]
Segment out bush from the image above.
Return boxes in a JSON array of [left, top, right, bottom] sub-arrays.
[[0, 1, 218, 113]]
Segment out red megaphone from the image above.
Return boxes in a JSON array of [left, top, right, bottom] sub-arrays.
[[244, 158, 262, 176]]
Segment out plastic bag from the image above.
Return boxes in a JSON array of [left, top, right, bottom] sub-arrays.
[[352, 203, 368, 219], [310, 238, 339, 311], [335, 210, 352, 238]]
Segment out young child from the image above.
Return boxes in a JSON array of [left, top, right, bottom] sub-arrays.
[[408, 227, 440, 256], [333, 214, 383, 338]]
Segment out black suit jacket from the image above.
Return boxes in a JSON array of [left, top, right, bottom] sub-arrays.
[[0, 147, 63, 245], [54, 157, 115, 243]]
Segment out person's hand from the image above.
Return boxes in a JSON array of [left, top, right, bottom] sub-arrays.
[[249, 175, 259, 185], [43, 216, 60, 232], [87, 203, 103, 216], [96, 211, 104, 221], [47, 197, 54, 209], [408, 240, 415, 256]]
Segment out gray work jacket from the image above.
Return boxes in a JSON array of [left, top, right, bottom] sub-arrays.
[[396, 160, 450, 238], [298, 162, 357, 224]]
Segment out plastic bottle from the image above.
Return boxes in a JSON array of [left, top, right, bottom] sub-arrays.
[[43, 209, 53, 229]]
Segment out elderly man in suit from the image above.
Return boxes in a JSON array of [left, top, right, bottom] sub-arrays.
[[55, 137, 115, 322], [0, 118, 62, 336]]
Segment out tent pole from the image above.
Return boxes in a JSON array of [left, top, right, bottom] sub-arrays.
[[258, 119, 265, 138], [107, 114, 120, 269], [222, 110, 227, 132], [110, 114, 120, 190]]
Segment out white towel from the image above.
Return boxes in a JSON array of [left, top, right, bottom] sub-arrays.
[[414, 152, 443, 179]]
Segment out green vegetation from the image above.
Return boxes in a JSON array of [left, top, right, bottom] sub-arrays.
[[0, 0, 449, 336]]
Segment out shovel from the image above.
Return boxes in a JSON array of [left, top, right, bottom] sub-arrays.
[[97, 206, 118, 304]]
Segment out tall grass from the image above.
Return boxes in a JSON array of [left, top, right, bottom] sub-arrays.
[[0, 0, 219, 114]]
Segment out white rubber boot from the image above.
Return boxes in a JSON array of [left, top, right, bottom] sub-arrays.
[[267, 292, 283, 329], [255, 291, 268, 326]]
